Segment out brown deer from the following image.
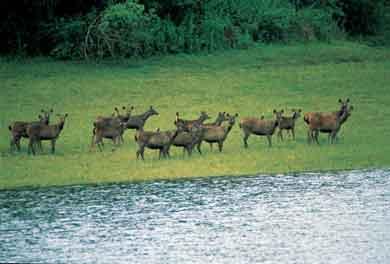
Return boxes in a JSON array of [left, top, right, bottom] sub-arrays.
[[91, 120, 126, 151], [172, 124, 204, 156], [304, 98, 350, 144], [201, 112, 229, 151], [277, 109, 302, 141], [135, 124, 184, 160], [311, 105, 353, 144], [175, 111, 210, 131], [239, 110, 282, 148], [92, 110, 124, 147], [197, 113, 238, 153], [9, 109, 53, 152], [27, 114, 68, 155], [125, 106, 159, 130]]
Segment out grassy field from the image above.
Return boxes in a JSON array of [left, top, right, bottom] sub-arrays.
[[1, 41, 390, 190]]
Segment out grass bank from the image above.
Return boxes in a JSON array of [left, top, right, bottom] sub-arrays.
[[1, 41, 390, 190]]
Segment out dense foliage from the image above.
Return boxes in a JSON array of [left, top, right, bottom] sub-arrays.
[[0, 0, 388, 58]]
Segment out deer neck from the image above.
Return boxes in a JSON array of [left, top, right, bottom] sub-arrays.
[[141, 111, 154, 121]]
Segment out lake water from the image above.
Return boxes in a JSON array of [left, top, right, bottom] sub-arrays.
[[1, 169, 390, 263]]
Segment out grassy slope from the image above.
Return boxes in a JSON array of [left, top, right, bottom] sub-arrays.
[[1, 42, 390, 190]]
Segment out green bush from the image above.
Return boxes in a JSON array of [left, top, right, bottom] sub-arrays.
[[46, 0, 347, 59]]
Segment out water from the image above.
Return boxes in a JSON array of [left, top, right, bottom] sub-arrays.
[[1, 169, 390, 264]]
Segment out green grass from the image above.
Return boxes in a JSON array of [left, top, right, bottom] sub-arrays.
[[1, 41, 390, 190]]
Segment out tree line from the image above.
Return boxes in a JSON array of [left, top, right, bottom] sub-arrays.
[[1, 0, 389, 58]]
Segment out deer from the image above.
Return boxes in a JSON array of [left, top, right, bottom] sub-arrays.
[[197, 113, 238, 153], [175, 111, 210, 131], [125, 106, 159, 131], [8, 109, 53, 152], [91, 120, 126, 151], [310, 104, 353, 144], [171, 123, 204, 156], [27, 114, 68, 155], [92, 105, 134, 147], [277, 109, 302, 141], [304, 98, 350, 144], [239, 110, 282, 148], [134, 124, 184, 160], [199, 112, 229, 151]]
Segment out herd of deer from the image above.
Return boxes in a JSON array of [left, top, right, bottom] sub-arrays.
[[7, 98, 353, 160]]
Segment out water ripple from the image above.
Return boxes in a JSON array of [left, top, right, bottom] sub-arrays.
[[1, 169, 390, 263]]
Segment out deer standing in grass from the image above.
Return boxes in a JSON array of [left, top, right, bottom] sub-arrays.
[[135, 124, 184, 160], [201, 112, 229, 151], [27, 113, 68, 155], [197, 113, 238, 153], [172, 124, 204, 156], [239, 110, 282, 148], [8, 109, 53, 152], [125, 106, 159, 131], [277, 109, 302, 141], [304, 98, 351, 144]]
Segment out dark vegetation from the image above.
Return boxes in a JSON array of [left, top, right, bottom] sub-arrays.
[[1, 0, 389, 59]]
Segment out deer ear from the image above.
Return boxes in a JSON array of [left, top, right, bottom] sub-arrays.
[[273, 109, 276, 114], [346, 98, 350, 103], [65, 113, 68, 117], [281, 109, 284, 113], [41, 109, 45, 113], [298, 109, 302, 112], [122, 106, 126, 110], [38, 114, 42, 119], [50, 109, 53, 113], [115, 107, 119, 111], [349, 105, 354, 111], [338, 98, 343, 103], [150, 106, 153, 110], [235, 113, 239, 117]]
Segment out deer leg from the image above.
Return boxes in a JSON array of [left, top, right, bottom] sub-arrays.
[[197, 141, 202, 155], [28, 139, 35, 155], [292, 128, 295, 140], [314, 130, 320, 145], [278, 129, 283, 141], [16, 138, 22, 152], [218, 141, 223, 152], [165, 147, 171, 158], [96, 136, 104, 152], [243, 133, 250, 148], [51, 139, 56, 154], [37, 140, 43, 153], [267, 135, 272, 147], [136, 145, 145, 160], [307, 129, 312, 144], [209, 143, 213, 151]]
